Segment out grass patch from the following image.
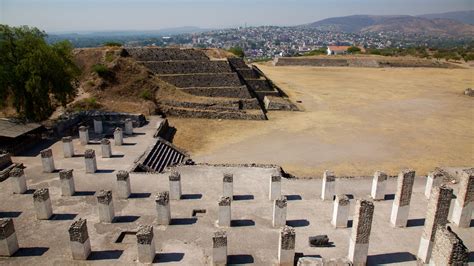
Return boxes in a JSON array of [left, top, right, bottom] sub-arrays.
[[70, 97, 102, 111], [92, 64, 113, 79], [105, 51, 115, 62], [139, 89, 153, 101]]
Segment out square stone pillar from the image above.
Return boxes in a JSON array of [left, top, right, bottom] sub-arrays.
[[321, 170, 336, 201], [59, 169, 76, 196], [273, 196, 287, 227], [417, 185, 453, 263], [212, 230, 227, 266], [0, 218, 19, 256], [155, 192, 171, 225], [371, 171, 387, 200], [331, 194, 350, 228], [390, 169, 415, 227], [33, 188, 53, 220], [40, 149, 55, 173], [68, 218, 91, 260], [136, 225, 155, 263], [223, 173, 233, 199], [62, 136, 75, 158], [450, 169, 473, 228], [425, 169, 444, 199], [430, 226, 469, 265], [100, 138, 112, 158], [84, 149, 97, 174], [9, 167, 27, 194], [124, 118, 133, 135], [278, 225, 296, 266], [93, 119, 103, 134], [96, 190, 114, 223], [78, 126, 89, 145], [348, 199, 374, 265], [114, 127, 123, 146], [116, 170, 131, 199], [269, 174, 281, 200], [218, 196, 231, 227], [169, 171, 182, 200]]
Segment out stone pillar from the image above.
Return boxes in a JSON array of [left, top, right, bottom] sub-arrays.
[[124, 118, 133, 135], [223, 173, 233, 199], [417, 185, 453, 263], [269, 174, 281, 200], [169, 171, 182, 200], [212, 230, 227, 266], [429, 226, 469, 266], [273, 196, 287, 227], [278, 226, 296, 266], [348, 199, 374, 265], [68, 218, 91, 260], [9, 167, 27, 194], [0, 218, 19, 256], [33, 188, 53, 220], [450, 169, 473, 228], [84, 149, 97, 174], [116, 170, 131, 199], [96, 190, 114, 223], [114, 127, 123, 146], [78, 126, 89, 145], [59, 169, 75, 196], [136, 225, 155, 263], [93, 119, 103, 134], [425, 169, 444, 199], [331, 194, 350, 228], [62, 136, 75, 158], [155, 192, 171, 225], [100, 138, 112, 158], [371, 171, 387, 200], [321, 170, 336, 201], [390, 169, 415, 227], [40, 148, 55, 173], [218, 196, 231, 227]]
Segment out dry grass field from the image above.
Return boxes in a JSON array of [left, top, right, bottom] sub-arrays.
[[169, 64, 474, 177]]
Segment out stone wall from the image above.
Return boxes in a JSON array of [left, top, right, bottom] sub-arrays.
[[160, 105, 266, 120], [180, 86, 252, 99], [124, 48, 209, 61], [159, 73, 242, 88], [0, 153, 13, 170], [235, 69, 260, 79], [246, 79, 274, 92], [274, 58, 349, 67], [142, 60, 232, 75], [228, 58, 249, 69]]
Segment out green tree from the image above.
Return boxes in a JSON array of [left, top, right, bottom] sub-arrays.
[[0, 25, 80, 121], [347, 46, 361, 54], [228, 46, 245, 58]]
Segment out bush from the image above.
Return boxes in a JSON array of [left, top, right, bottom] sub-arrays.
[[70, 97, 102, 111], [139, 89, 153, 100], [347, 46, 361, 54], [105, 51, 115, 62], [92, 64, 112, 78], [228, 46, 245, 58], [103, 42, 122, 47]]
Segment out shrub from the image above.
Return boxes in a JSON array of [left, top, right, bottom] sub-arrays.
[[92, 64, 112, 78], [228, 46, 245, 58], [139, 89, 153, 101], [103, 42, 122, 47], [347, 46, 361, 54]]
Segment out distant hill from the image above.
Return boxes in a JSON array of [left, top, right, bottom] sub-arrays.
[[305, 15, 474, 37], [419, 10, 474, 25]]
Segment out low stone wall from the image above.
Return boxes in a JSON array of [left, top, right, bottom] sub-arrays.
[[142, 60, 232, 75], [236, 68, 260, 79], [159, 73, 242, 88], [160, 106, 267, 120], [274, 57, 458, 68], [180, 86, 252, 99], [246, 79, 275, 92], [0, 153, 12, 170], [274, 58, 349, 67], [159, 98, 261, 111], [124, 48, 209, 61]]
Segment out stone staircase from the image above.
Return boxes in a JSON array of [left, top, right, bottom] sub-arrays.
[[133, 137, 187, 173]]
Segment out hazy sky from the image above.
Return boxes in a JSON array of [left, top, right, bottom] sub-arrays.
[[1, 0, 472, 32]]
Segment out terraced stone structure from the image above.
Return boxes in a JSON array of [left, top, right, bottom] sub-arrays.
[[123, 47, 296, 120]]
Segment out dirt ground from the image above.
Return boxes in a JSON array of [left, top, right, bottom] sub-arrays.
[[169, 65, 474, 177]]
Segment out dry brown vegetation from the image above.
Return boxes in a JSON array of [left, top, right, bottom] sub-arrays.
[[170, 64, 474, 177]]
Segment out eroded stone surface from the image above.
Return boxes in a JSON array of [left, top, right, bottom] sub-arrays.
[[136, 225, 154, 245], [59, 169, 74, 180], [422, 185, 453, 241], [0, 218, 15, 240], [218, 196, 231, 206], [68, 219, 88, 243], [169, 171, 181, 181], [351, 199, 374, 244], [336, 194, 350, 206], [271, 175, 281, 182], [223, 173, 233, 183], [9, 167, 24, 177], [457, 169, 474, 206], [213, 230, 227, 248], [84, 149, 95, 159], [33, 188, 50, 202], [96, 190, 113, 205], [40, 149, 53, 158], [155, 191, 169, 205], [431, 226, 469, 264], [280, 226, 296, 250], [395, 169, 415, 206], [275, 196, 288, 208], [116, 170, 129, 181]]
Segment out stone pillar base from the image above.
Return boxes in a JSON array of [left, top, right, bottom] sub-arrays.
[[11, 176, 27, 194], [390, 204, 410, 227], [71, 239, 91, 260], [169, 181, 182, 200], [98, 203, 115, 223], [417, 236, 433, 263], [331, 202, 349, 228], [218, 206, 231, 227], [321, 182, 335, 201], [348, 238, 369, 265], [156, 205, 171, 225], [34, 199, 53, 220], [137, 241, 155, 263], [41, 157, 55, 173], [212, 246, 227, 266], [223, 182, 233, 198], [0, 233, 19, 256], [117, 180, 131, 199], [451, 200, 472, 228], [278, 248, 295, 266], [61, 178, 76, 196]]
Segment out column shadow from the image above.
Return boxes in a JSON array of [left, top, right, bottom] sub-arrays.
[[129, 193, 151, 199], [73, 191, 96, 196], [88, 250, 123, 260], [180, 194, 202, 200], [227, 254, 254, 264], [286, 219, 310, 227], [154, 252, 184, 263], [285, 195, 302, 201], [0, 211, 22, 218], [50, 213, 77, 220], [113, 215, 140, 223], [367, 252, 416, 264], [170, 218, 197, 225], [13, 247, 49, 257], [407, 218, 425, 227], [384, 194, 395, 200], [231, 219, 255, 227], [233, 195, 254, 201]]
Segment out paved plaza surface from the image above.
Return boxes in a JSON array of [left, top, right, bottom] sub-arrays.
[[0, 116, 472, 265]]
